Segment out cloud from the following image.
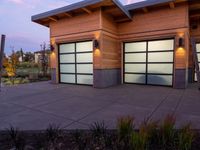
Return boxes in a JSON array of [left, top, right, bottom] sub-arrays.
[[7, 0, 24, 4]]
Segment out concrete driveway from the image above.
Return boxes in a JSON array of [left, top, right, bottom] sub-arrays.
[[0, 82, 200, 130]]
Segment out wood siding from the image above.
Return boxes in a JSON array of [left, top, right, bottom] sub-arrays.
[[118, 3, 189, 70], [49, 3, 190, 84], [50, 10, 101, 37], [118, 3, 189, 37]]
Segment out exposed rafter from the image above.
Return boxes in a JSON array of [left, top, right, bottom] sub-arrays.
[[142, 7, 148, 13], [48, 16, 58, 22], [82, 7, 92, 14], [64, 12, 72, 17], [169, 2, 175, 9]]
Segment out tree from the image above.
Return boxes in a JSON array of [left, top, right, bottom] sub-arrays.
[[40, 43, 49, 76], [24, 52, 34, 62], [16, 48, 24, 62], [4, 51, 19, 84]]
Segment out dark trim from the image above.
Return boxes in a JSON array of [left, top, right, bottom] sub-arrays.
[[123, 37, 175, 87], [60, 73, 93, 75], [75, 43, 77, 84], [125, 50, 174, 54], [60, 51, 93, 55], [124, 72, 173, 76], [125, 82, 172, 87], [125, 62, 173, 64], [146, 41, 148, 84], [60, 62, 92, 65], [194, 43, 200, 82], [58, 40, 93, 85]]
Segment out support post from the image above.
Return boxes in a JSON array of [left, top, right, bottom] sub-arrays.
[[0, 35, 6, 91]]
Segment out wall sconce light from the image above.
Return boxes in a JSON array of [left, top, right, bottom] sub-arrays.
[[94, 39, 99, 49], [178, 37, 184, 48]]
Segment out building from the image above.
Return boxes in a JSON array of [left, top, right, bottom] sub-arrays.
[[34, 50, 51, 65], [32, 0, 200, 88]]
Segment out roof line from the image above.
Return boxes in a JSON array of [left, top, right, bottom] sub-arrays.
[[125, 0, 175, 11], [32, 0, 103, 21], [112, 0, 132, 19], [32, 0, 132, 22]]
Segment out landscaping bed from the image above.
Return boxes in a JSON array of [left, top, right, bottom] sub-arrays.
[[0, 115, 199, 150]]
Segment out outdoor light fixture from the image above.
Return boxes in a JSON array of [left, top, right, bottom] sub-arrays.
[[178, 37, 184, 48], [50, 44, 55, 52], [94, 39, 99, 49]]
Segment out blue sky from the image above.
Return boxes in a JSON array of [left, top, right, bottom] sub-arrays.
[[0, 0, 144, 54]]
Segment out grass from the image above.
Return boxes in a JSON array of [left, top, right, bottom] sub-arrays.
[[0, 115, 199, 150], [1, 67, 50, 86]]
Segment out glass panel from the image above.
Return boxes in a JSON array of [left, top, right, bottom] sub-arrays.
[[125, 53, 146, 62], [60, 74, 75, 83], [148, 64, 173, 74], [59, 43, 75, 53], [147, 75, 172, 86], [77, 64, 93, 74], [195, 64, 200, 81], [77, 53, 93, 63], [76, 41, 93, 52], [60, 64, 75, 73], [196, 44, 200, 52], [60, 54, 75, 63], [125, 42, 146, 52], [77, 75, 93, 85], [125, 64, 146, 73], [198, 54, 200, 62], [148, 39, 174, 51], [125, 74, 146, 84], [148, 52, 173, 62]]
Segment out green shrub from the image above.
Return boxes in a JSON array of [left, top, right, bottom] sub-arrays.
[[159, 114, 176, 149], [178, 124, 194, 150], [45, 124, 63, 149], [131, 131, 147, 150], [90, 121, 107, 138], [6, 126, 26, 150], [117, 116, 134, 149], [71, 130, 87, 150], [17, 62, 32, 68]]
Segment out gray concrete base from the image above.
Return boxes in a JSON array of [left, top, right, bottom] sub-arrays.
[[174, 69, 188, 89], [93, 69, 121, 88], [51, 68, 56, 84]]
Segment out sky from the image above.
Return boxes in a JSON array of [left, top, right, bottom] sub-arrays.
[[0, 0, 144, 55]]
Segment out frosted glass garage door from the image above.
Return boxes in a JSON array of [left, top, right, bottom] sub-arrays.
[[124, 39, 174, 86], [195, 43, 200, 81], [59, 41, 93, 85]]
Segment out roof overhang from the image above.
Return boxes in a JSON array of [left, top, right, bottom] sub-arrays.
[[125, 0, 176, 11], [189, 0, 200, 20], [32, 0, 132, 27]]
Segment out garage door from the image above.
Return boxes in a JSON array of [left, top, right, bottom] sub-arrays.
[[195, 43, 200, 81], [59, 41, 93, 85], [124, 39, 174, 86]]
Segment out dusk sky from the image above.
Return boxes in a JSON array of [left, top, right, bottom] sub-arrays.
[[0, 0, 144, 55]]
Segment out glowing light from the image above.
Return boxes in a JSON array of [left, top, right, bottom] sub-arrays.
[[94, 48, 101, 57], [178, 33, 184, 37], [176, 47, 185, 57], [50, 38, 56, 45], [94, 32, 100, 40]]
